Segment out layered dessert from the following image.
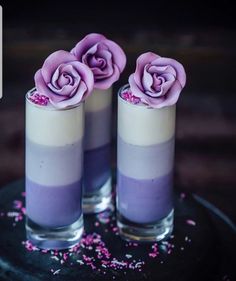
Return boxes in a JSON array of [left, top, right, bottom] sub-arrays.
[[117, 95, 175, 223], [117, 52, 186, 241], [84, 88, 112, 194], [71, 33, 126, 213], [25, 50, 94, 249], [26, 92, 84, 227]]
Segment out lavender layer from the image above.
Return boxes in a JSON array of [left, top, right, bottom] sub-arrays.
[[26, 178, 82, 227], [118, 136, 174, 179], [26, 138, 83, 185], [83, 144, 111, 194], [84, 106, 112, 150], [117, 171, 173, 224]]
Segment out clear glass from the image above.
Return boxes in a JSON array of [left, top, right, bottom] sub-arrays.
[[82, 88, 113, 214], [116, 85, 175, 242], [25, 89, 84, 249]]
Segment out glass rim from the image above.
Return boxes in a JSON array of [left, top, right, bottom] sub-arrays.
[[25, 88, 84, 111], [118, 84, 153, 109], [118, 84, 176, 111]]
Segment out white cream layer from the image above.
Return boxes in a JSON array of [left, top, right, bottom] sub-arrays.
[[85, 87, 112, 112], [26, 99, 84, 146], [118, 96, 176, 146]]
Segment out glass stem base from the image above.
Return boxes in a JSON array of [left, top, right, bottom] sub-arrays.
[[26, 215, 83, 250], [117, 209, 174, 242], [82, 177, 112, 214]]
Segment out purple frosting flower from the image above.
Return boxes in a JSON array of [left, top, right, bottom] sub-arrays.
[[129, 52, 186, 108], [34, 50, 94, 108], [71, 33, 126, 89]]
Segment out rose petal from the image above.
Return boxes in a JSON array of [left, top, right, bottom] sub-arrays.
[[159, 80, 182, 107], [129, 73, 148, 99], [148, 65, 176, 77], [94, 64, 120, 89], [91, 50, 113, 78], [57, 74, 74, 88], [68, 61, 94, 95], [71, 33, 126, 90], [35, 69, 64, 102], [71, 33, 107, 60], [152, 57, 186, 87], [51, 81, 87, 108], [102, 39, 126, 73], [134, 52, 160, 91], [41, 50, 77, 83], [142, 65, 154, 92]]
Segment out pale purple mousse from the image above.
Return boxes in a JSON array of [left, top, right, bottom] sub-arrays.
[[26, 138, 83, 227], [129, 52, 186, 108], [83, 105, 112, 193], [117, 136, 174, 224], [71, 33, 126, 89], [26, 179, 82, 228], [117, 171, 173, 224], [84, 144, 111, 194], [34, 50, 94, 108]]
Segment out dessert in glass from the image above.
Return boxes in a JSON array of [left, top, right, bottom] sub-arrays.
[[117, 52, 186, 242], [25, 50, 94, 249], [71, 33, 126, 213]]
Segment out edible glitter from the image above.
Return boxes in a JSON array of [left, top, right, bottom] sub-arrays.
[[0, 191, 200, 277], [28, 91, 49, 106], [186, 219, 196, 226], [121, 90, 141, 104]]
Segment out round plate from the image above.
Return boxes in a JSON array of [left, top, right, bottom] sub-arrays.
[[0, 180, 235, 281]]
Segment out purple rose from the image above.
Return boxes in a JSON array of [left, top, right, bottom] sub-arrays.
[[34, 50, 94, 108], [129, 52, 186, 108], [71, 33, 126, 89]]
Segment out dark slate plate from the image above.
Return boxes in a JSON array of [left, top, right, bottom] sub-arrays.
[[0, 180, 235, 281]]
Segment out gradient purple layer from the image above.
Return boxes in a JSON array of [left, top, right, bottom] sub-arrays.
[[117, 171, 173, 224], [26, 178, 82, 227], [83, 144, 111, 194]]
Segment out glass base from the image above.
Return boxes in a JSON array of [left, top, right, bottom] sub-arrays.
[[82, 177, 112, 214], [26, 215, 83, 250], [117, 209, 174, 242]]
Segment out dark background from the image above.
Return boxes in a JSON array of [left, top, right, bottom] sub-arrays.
[[0, 1, 236, 222]]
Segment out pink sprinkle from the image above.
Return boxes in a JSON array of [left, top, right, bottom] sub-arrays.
[[14, 200, 23, 209], [112, 227, 118, 232], [63, 253, 68, 261], [186, 219, 196, 226], [29, 92, 49, 106], [95, 222, 99, 227], [121, 90, 141, 104], [21, 192, 26, 197], [149, 253, 157, 258], [180, 192, 186, 199]]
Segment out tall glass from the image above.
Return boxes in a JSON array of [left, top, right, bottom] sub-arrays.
[[83, 88, 112, 213], [25, 89, 84, 249], [117, 85, 175, 242]]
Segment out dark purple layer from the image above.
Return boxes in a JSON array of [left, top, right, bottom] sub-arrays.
[[26, 178, 82, 227], [83, 144, 111, 194], [117, 171, 173, 224]]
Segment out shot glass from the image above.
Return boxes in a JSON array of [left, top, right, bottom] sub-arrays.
[[82, 88, 112, 213], [25, 89, 84, 249], [117, 85, 175, 242]]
